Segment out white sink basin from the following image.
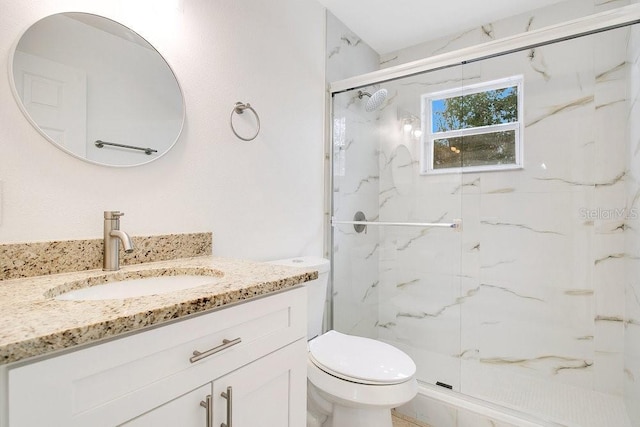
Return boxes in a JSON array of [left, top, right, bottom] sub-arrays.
[[55, 275, 220, 301]]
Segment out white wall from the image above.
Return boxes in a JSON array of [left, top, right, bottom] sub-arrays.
[[0, 0, 326, 261]]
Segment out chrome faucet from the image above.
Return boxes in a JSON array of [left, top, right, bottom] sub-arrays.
[[103, 211, 134, 271]]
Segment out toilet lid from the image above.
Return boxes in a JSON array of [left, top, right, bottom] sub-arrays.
[[308, 330, 416, 385]]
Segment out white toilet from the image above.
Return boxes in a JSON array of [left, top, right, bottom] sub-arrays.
[[267, 257, 418, 427]]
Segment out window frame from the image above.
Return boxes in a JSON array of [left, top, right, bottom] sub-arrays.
[[420, 75, 524, 175]]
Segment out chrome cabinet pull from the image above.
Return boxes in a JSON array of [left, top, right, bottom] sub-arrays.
[[190, 337, 242, 363], [200, 395, 212, 427], [221, 386, 233, 427]]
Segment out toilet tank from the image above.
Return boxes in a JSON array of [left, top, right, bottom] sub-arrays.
[[266, 257, 330, 340]]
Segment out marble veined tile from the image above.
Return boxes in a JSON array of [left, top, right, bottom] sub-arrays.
[[593, 101, 629, 183], [478, 191, 592, 290], [325, 11, 379, 83], [332, 228, 380, 340], [593, 233, 626, 318], [624, 316, 640, 423], [388, 337, 462, 391], [625, 18, 640, 425], [594, 351, 625, 395], [379, 0, 594, 70]]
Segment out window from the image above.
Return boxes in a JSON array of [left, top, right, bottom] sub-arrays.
[[420, 76, 523, 174]]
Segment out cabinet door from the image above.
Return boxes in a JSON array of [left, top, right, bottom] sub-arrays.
[[119, 384, 211, 427], [212, 339, 307, 427]]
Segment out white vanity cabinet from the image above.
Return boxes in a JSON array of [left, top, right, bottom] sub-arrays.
[[3, 287, 307, 427], [122, 342, 304, 427], [209, 342, 305, 427]]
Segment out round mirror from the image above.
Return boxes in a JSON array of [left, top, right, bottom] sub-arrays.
[[10, 12, 185, 167]]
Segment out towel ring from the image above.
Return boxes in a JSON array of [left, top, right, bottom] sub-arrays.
[[230, 102, 260, 141]]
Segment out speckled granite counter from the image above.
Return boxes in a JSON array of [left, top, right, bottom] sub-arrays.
[[1, 232, 213, 280], [0, 256, 317, 365]]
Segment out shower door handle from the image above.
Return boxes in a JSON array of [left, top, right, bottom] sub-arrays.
[[331, 217, 462, 231]]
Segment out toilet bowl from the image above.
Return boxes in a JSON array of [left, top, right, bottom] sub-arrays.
[[266, 257, 418, 427], [307, 330, 417, 427]]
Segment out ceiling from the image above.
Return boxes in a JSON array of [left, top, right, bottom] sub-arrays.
[[317, 0, 569, 54]]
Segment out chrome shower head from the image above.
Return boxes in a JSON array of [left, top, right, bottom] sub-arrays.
[[357, 88, 387, 112]]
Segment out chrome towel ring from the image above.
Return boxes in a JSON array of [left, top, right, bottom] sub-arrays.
[[230, 101, 260, 141]]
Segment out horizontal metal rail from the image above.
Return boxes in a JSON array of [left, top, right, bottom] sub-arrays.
[[332, 218, 461, 229], [95, 140, 158, 155]]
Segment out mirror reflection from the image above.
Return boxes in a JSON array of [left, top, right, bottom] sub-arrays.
[[11, 12, 184, 167]]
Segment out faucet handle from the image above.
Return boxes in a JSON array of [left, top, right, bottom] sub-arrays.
[[104, 211, 125, 219]]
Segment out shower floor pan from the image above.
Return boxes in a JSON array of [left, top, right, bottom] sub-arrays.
[[461, 364, 631, 427]]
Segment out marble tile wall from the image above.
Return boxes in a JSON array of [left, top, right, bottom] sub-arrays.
[[326, 11, 381, 338], [328, 0, 638, 425], [328, 0, 638, 424], [326, 11, 380, 84], [374, 24, 632, 420], [624, 2, 640, 424], [379, 0, 629, 70]]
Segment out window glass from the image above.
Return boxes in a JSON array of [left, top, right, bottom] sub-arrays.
[[421, 76, 523, 174]]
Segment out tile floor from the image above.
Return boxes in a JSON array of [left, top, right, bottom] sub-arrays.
[[392, 410, 432, 427]]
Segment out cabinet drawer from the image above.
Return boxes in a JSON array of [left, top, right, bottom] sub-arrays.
[[7, 287, 306, 427]]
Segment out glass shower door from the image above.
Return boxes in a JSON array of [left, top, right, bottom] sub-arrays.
[[330, 63, 465, 391], [456, 23, 634, 427]]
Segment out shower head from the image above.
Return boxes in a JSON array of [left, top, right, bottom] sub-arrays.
[[358, 88, 388, 112]]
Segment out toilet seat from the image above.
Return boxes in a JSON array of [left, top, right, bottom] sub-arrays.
[[308, 330, 416, 385], [307, 359, 418, 409]]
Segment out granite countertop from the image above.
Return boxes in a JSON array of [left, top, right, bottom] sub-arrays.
[[0, 256, 317, 365]]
